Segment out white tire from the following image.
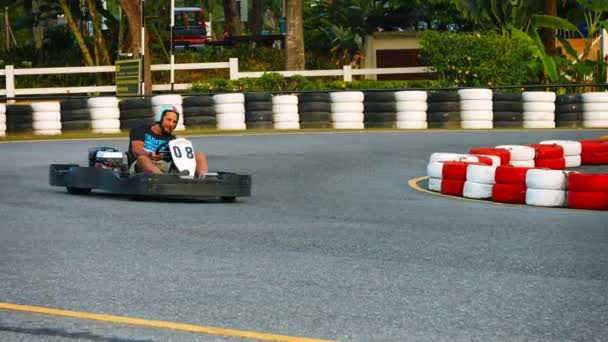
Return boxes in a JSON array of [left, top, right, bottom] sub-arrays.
[[174, 124, 186, 131], [525, 188, 566, 207], [0, 113, 5, 123], [330, 91, 364, 103], [463, 181, 493, 199], [396, 111, 426, 122], [396, 121, 427, 129], [565, 155, 582, 167], [396, 101, 427, 112], [539, 140, 582, 156], [582, 102, 608, 112], [89, 107, 120, 120], [523, 111, 555, 121], [217, 122, 246, 130], [523, 121, 555, 129], [92, 128, 121, 134], [395, 91, 427, 102], [32, 121, 61, 130], [88, 97, 118, 108], [272, 104, 299, 115], [427, 161, 444, 179], [272, 95, 298, 105], [475, 154, 501, 167], [460, 100, 492, 111], [458, 88, 492, 100], [0, 129, 5, 136], [274, 121, 300, 130], [331, 112, 364, 123], [331, 102, 364, 113], [332, 122, 364, 129], [582, 111, 608, 121], [428, 177, 442, 192], [429, 152, 478, 163], [510, 160, 535, 167], [523, 101, 555, 112], [581, 92, 608, 103], [34, 129, 61, 135], [460, 110, 493, 121], [0, 104, 5, 114], [213, 93, 244, 104], [582, 120, 608, 128], [522, 91, 556, 102], [461, 120, 493, 129], [152, 94, 182, 105], [526, 169, 567, 190], [31, 102, 60, 112], [33, 111, 61, 122], [0, 123, 5, 131], [216, 112, 245, 124], [215, 103, 245, 114], [273, 112, 300, 123], [496, 145, 536, 161], [91, 119, 120, 130], [466, 164, 497, 184]]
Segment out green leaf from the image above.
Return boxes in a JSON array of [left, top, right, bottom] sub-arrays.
[[532, 14, 579, 33], [557, 36, 580, 62]]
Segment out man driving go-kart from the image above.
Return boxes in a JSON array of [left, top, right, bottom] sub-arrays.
[[128, 105, 208, 176]]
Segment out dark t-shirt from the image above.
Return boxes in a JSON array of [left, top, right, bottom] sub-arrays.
[[128, 124, 175, 160]]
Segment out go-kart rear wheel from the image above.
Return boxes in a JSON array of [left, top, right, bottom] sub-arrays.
[[221, 196, 236, 203], [67, 187, 92, 195]]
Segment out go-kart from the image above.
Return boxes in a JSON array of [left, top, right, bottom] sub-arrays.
[[49, 138, 251, 202]]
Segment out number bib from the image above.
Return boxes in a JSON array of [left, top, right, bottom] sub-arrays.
[[169, 138, 196, 176]]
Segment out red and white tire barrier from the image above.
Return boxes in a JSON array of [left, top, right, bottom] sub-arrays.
[[522, 91, 556, 129], [540, 140, 581, 167], [426, 137, 607, 210], [458, 88, 493, 129]]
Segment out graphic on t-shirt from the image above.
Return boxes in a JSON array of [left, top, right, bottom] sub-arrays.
[[143, 133, 170, 152]]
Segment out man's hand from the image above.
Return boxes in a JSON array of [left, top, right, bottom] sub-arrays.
[[150, 152, 162, 161]]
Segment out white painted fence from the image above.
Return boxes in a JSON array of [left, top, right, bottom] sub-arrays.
[[0, 58, 433, 98]]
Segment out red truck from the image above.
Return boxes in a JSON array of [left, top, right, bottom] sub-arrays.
[[172, 7, 212, 51]]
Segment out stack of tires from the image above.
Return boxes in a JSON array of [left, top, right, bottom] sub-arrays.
[[579, 139, 608, 165], [540, 140, 581, 167], [272, 94, 300, 129], [468, 147, 511, 166], [492, 92, 523, 128], [363, 91, 396, 128], [118, 98, 154, 130], [395, 91, 428, 129], [426, 152, 481, 195], [463, 163, 497, 199], [244, 92, 273, 129], [528, 143, 565, 170], [525, 169, 567, 207], [330, 91, 364, 129], [183, 95, 216, 129], [496, 145, 536, 167], [29, 102, 61, 135], [0, 104, 5, 136], [582, 92, 608, 128], [522, 91, 556, 128], [491, 166, 532, 204], [88, 97, 120, 134], [458, 88, 493, 129], [555, 94, 583, 128], [152, 94, 184, 131], [567, 173, 608, 210], [427, 92, 460, 128], [297, 92, 332, 129], [6, 105, 33, 134], [214, 93, 246, 130], [61, 98, 91, 132]]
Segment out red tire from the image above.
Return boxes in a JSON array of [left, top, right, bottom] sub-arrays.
[[534, 158, 566, 170], [579, 140, 608, 153], [528, 144, 564, 159], [441, 179, 466, 196], [469, 147, 510, 165], [494, 165, 533, 185], [581, 152, 608, 165], [567, 191, 608, 210], [442, 161, 481, 181], [567, 172, 608, 191], [475, 156, 495, 166], [492, 183, 527, 204]]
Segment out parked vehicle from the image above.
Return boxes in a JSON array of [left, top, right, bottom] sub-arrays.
[[171, 7, 212, 51]]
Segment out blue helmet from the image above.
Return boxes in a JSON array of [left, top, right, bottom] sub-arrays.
[[155, 104, 179, 123]]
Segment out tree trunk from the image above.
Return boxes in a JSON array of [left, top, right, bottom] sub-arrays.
[[251, 0, 262, 36], [223, 0, 241, 36], [542, 0, 557, 55], [87, 0, 112, 65], [285, 0, 304, 70], [120, 0, 151, 94], [59, 0, 94, 66]]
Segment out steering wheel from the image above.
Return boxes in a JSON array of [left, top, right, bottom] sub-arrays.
[[154, 142, 173, 162]]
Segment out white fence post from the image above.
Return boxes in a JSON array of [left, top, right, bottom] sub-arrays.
[[343, 65, 352, 82], [5, 65, 14, 103], [229, 58, 239, 80]]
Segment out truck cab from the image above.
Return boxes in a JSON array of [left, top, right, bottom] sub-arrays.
[[172, 7, 212, 51]]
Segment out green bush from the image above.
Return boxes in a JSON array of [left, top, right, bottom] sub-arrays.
[[420, 31, 535, 87]]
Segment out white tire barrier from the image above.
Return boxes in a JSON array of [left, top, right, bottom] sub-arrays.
[[31, 102, 60, 112], [525, 188, 566, 207], [395, 91, 427, 102], [466, 164, 497, 185], [428, 177, 442, 192], [396, 121, 428, 129], [522, 91, 555, 129], [395, 91, 428, 130], [89, 107, 120, 120], [395, 101, 428, 112], [329, 91, 364, 103], [330, 91, 364, 129], [580, 92, 608, 128], [526, 169, 567, 190], [461, 120, 493, 129], [463, 181, 493, 199], [214, 94, 246, 130], [458, 88, 492, 101], [274, 121, 300, 130], [495, 145, 536, 162], [458, 89, 492, 129], [31, 102, 62, 135], [272, 94, 299, 105], [88, 97, 118, 108]]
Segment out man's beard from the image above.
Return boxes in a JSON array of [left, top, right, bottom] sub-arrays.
[[160, 124, 173, 136]]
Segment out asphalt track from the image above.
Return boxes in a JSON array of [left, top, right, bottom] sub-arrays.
[[0, 129, 607, 342]]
